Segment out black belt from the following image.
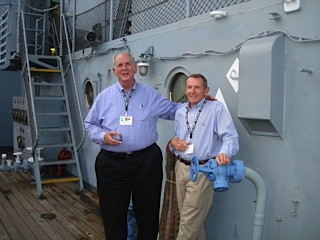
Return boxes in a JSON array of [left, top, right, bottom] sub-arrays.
[[102, 143, 155, 158], [176, 156, 209, 165]]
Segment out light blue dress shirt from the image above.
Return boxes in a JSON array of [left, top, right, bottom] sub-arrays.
[[172, 98, 239, 161], [84, 81, 178, 152]]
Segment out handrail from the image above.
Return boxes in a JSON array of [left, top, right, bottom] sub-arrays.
[[61, 14, 86, 150], [20, 10, 39, 153]]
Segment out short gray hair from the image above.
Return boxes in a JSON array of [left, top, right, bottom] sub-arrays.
[[113, 52, 135, 66]]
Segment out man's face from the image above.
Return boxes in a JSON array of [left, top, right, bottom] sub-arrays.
[[186, 77, 209, 107], [113, 54, 137, 84]]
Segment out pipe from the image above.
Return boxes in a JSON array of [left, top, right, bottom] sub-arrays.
[[245, 167, 267, 240], [190, 158, 267, 240], [1, 153, 31, 173], [1, 154, 13, 171]]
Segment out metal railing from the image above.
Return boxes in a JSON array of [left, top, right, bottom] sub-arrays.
[[71, 0, 251, 51], [20, 10, 39, 152], [61, 14, 86, 150]]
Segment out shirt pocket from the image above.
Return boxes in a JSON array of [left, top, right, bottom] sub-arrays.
[[136, 101, 152, 121], [137, 106, 151, 121]]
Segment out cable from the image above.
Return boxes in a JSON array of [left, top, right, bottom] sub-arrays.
[[24, 1, 59, 13], [74, 29, 320, 62]]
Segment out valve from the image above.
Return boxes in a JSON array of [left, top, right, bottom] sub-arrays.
[[6, 159, 13, 167], [36, 147, 44, 162], [13, 152, 22, 163], [26, 147, 44, 162], [13, 152, 23, 172], [1, 153, 7, 167], [190, 156, 245, 192]]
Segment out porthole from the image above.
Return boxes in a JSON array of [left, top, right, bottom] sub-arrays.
[[84, 79, 95, 109], [169, 72, 188, 103]]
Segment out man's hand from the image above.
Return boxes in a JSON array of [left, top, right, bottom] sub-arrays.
[[104, 131, 121, 145], [204, 95, 217, 101], [215, 153, 230, 165], [171, 138, 188, 152]]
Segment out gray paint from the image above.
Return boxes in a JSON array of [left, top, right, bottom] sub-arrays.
[[72, 1, 320, 239], [1, 0, 319, 239], [238, 34, 285, 137], [0, 71, 22, 147]]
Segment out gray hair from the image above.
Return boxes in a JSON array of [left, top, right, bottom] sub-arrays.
[[113, 52, 136, 67]]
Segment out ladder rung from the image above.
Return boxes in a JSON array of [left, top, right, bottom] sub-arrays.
[[37, 143, 73, 148], [39, 159, 77, 166], [36, 112, 68, 116], [29, 67, 61, 73], [38, 127, 71, 132], [41, 177, 80, 185], [25, 27, 44, 31], [34, 96, 66, 101], [33, 82, 63, 87]]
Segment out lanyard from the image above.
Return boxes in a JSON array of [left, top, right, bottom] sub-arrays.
[[121, 89, 134, 116], [185, 100, 206, 139]]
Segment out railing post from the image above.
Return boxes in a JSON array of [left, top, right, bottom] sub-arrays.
[[186, 0, 192, 18], [110, 0, 114, 41], [59, 1, 63, 56]]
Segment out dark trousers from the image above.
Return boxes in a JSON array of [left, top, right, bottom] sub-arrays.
[[95, 143, 163, 240]]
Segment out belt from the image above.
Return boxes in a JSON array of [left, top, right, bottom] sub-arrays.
[[102, 143, 155, 158], [177, 156, 209, 165]]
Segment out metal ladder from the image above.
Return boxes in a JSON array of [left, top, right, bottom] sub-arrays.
[[20, 10, 83, 199]]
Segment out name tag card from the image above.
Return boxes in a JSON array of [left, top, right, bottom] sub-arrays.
[[120, 116, 133, 125], [184, 144, 194, 154]]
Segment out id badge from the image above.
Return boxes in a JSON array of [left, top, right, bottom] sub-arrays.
[[184, 144, 194, 154], [120, 116, 133, 125]]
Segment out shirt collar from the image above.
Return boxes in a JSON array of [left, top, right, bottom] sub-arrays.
[[186, 97, 206, 110], [116, 80, 137, 92]]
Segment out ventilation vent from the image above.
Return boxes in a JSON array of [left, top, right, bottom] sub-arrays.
[[238, 34, 285, 137]]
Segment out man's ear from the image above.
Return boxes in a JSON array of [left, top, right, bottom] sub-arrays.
[[205, 87, 210, 95]]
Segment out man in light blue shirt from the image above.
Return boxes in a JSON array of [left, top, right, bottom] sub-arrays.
[[84, 52, 178, 240], [169, 73, 239, 240]]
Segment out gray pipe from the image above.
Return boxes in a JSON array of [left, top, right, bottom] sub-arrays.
[[1, 154, 30, 172], [245, 167, 267, 240], [1, 154, 14, 171]]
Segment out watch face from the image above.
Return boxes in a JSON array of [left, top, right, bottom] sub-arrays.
[[84, 80, 94, 109], [169, 72, 188, 103]]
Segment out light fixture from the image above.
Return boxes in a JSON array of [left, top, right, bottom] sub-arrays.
[[138, 46, 154, 76], [209, 10, 227, 20], [137, 62, 149, 77]]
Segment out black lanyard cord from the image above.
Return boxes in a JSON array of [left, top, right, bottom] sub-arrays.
[[121, 89, 134, 114], [185, 100, 207, 139]]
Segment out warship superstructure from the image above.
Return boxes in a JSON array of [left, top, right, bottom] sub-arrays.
[[1, 0, 319, 239]]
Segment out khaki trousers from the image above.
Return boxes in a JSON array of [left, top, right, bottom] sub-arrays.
[[175, 160, 214, 240]]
